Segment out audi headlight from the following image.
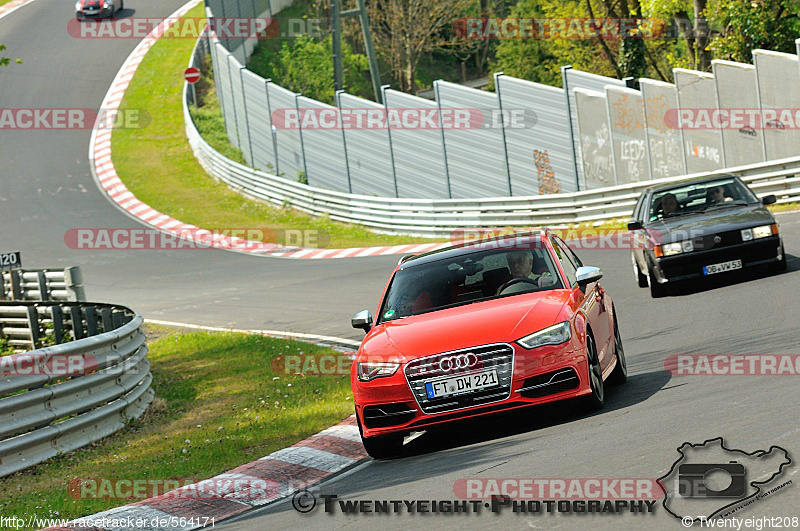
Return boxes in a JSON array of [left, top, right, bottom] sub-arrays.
[[356, 362, 400, 382], [517, 321, 571, 350], [75, 1, 81, 9], [752, 225, 774, 239]]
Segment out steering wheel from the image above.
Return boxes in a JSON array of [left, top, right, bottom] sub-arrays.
[[497, 277, 539, 294]]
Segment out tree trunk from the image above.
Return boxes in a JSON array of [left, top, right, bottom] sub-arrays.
[[693, 0, 712, 71]]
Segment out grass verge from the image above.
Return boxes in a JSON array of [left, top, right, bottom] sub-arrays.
[[111, 3, 432, 249], [0, 324, 354, 528]]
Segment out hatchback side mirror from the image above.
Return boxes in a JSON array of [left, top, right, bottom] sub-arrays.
[[351, 310, 373, 333], [576, 266, 603, 287], [761, 194, 777, 206], [628, 220, 643, 230]]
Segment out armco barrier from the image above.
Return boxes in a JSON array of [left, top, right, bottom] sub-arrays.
[[184, 46, 800, 236], [0, 301, 153, 477], [1, 267, 86, 302]]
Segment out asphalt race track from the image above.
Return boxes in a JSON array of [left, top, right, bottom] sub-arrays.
[[2, 2, 800, 528]]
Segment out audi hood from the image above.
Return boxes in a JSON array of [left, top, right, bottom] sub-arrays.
[[358, 290, 572, 364]]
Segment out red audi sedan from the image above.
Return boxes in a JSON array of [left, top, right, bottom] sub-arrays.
[[350, 230, 627, 458]]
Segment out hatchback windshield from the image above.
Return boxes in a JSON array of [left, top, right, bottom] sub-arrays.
[[649, 178, 757, 221], [379, 243, 565, 322]]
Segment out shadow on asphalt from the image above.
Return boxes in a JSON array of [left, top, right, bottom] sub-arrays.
[[232, 370, 671, 523], [662, 253, 799, 298], [400, 369, 671, 459]]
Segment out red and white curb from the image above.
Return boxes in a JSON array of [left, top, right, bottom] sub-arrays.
[[47, 416, 367, 530], [0, 0, 36, 20], [87, 0, 446, 260]]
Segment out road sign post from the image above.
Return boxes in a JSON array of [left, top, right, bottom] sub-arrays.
[[185, 67, 201, 108]]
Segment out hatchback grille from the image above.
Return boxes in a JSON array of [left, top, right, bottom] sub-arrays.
[[404, 343, 514, 414], [363, 403, 416, 428], [518, 368, 579, 398]]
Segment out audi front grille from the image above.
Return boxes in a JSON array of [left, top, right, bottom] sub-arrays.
[[404, 343, 514, 415]]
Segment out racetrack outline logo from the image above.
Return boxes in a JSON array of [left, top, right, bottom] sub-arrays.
[[659, 437, 792, 523]]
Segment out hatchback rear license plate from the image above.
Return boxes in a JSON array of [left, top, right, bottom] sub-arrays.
[[703, 259, 742, 275], [425, 369, 498, 399]]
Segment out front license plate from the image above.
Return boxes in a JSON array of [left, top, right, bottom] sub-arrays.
[[703, 259, 742, 275], [425, 370, 498, 399]]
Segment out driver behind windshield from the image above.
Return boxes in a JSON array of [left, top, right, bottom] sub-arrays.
[[497, 249, 554, 294], [661, 193, 679, 216]]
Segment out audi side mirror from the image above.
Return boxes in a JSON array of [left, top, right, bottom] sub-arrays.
[[576, 266, 603, 287], [628, 220, 643, 230], [761, 194, 777, 206], [351, 310, 373, 333]]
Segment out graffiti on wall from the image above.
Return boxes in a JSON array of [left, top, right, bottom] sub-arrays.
[[645, 93, 684, 178], [533, 149, 562, 194], [582, 122, 613, 186], [619, 139, 647, 181], [611, 94, 644, 135]]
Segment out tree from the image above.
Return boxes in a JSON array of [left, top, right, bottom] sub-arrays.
[[272, 35, 371, 104], [708, 0, 800, 62], [368, 0, 476, 93]]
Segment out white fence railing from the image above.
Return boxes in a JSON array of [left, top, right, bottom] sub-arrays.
[[0, 301, 152, 477], [1, 267, 86, 303]]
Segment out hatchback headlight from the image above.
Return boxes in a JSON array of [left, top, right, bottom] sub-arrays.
[[356, 362, 400, 382], [752, 225, 774, 239], [75, 1, 81, 9], [517, 321, 571, 350], [660, 242, 683, 256]]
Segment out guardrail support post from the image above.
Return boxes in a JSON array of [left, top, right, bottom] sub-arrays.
[[84, 307, 99, 337], [50, 305, 64, 344], [36, 271, 49, 302], [100, 308, 114, 332], [26, 306, 40, 349], [64, 267, 85, 302], [112, 311, 125, 330], [69, 307, 85, 340], [9, 271, 21, 300]]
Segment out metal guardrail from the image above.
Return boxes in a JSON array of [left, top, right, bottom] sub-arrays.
[[0, 301, 152, 477], [1, 267, 86, 302]]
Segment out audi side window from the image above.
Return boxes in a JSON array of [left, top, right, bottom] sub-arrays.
[[551, 238, 578, 286], [559, 238, 583, 269]]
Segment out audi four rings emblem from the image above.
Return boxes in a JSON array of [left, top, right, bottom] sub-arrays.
[[439, 353, 479, 371]]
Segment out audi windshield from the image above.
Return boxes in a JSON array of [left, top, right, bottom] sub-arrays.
[[378, 243, 565, 322]]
